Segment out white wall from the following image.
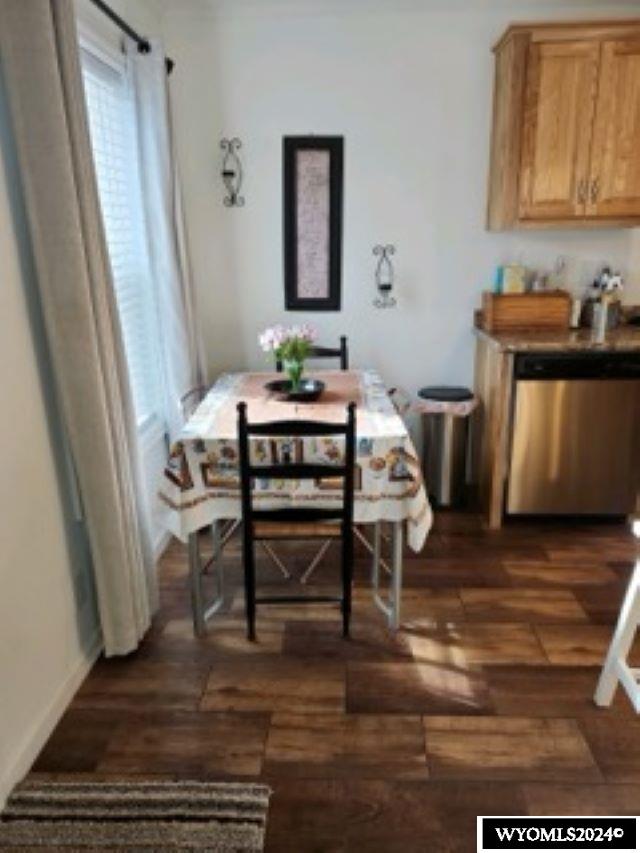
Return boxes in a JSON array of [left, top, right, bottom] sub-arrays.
[[160, 0, 640, 398], [0, 76, 99, 806]]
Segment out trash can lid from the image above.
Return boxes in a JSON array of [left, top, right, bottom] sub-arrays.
[[418, 386, 474, 402]]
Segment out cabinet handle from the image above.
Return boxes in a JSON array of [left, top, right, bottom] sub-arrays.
[[590, 178, 600, 204], [577, 179, 587, 204]]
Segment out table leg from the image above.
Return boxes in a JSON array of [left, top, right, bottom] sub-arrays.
[[371, 523, 391, 623], [211, 519, 225, 597], [189, 522, 231, 637], [370, 521, 404, 627], [189, 532, 205, 637], [595, 561, 640, 710], [372, 522, 381, 592], [390, 521, 403, 630], [354, 524, 391, 576]]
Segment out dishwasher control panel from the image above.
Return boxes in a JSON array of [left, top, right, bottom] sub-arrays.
[[515, 352, 640, 381]]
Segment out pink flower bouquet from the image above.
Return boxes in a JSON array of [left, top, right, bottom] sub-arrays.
[[259, 324, 317, 390]]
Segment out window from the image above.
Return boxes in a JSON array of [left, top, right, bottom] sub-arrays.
[[80, 39, 168, 554], [80, 47, 161, 430]]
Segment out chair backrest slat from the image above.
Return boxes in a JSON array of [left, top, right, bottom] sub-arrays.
[[248, 463, 347, 480], [245, 419, 348, 438], [276, 335, 348, 372]]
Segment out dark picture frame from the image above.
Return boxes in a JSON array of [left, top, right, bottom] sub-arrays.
[[283, 136, 343, 311]]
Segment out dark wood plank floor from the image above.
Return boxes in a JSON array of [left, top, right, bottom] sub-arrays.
[[29, 512, 640, 852]]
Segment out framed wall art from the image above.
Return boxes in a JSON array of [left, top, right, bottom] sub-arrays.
[[283, 136, 343, 311]]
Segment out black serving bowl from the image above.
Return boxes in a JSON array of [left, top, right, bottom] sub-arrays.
[[264, 378, 325, 402]]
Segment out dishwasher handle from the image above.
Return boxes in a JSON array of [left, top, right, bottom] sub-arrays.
[[515, 352, 640, 381]]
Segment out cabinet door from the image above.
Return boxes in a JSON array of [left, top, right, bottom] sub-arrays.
[[587, 39, 640, 218], [519, 41, 600, 220]]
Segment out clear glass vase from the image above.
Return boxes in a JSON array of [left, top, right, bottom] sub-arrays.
[[284, 358, 304, 392]]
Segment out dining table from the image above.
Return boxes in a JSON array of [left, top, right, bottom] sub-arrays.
[[159, 369, 433, 635]]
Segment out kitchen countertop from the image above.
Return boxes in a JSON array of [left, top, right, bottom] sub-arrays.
[[474, 325, 640, 353]]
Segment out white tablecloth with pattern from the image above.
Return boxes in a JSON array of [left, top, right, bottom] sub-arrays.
[[159, 370, 433, 551]]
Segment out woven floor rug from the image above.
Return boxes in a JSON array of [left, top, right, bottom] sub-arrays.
[[0, 780, 271, 851]]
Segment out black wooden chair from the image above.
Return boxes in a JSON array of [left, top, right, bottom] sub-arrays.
[[276, 335, 348, 372], [273, 335, 349, 581], [237, 401, 356, 641]]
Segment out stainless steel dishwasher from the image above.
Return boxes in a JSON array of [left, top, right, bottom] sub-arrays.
[[507, 351, 640, 515]]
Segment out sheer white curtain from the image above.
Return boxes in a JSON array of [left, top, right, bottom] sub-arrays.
[[126, 40, 205, 441], [0, 0, 156, 655]]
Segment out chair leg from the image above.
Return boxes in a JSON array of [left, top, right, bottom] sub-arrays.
[[242, 527, 257, 642], [342, 526, 353, 638], [595, 562, 640, 707], [246, 559, 256, 642]]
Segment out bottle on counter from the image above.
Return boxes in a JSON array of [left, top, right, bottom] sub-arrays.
[[570, 298, 583, 329], [593, 295, 612, 344]]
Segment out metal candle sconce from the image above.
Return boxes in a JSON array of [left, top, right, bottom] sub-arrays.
[[220, 138, 244, 207], [373, 244, 396, 308]]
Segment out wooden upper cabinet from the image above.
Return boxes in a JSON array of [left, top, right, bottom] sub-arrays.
[[519, 41, 599, 220], [588, 39, 640, 217], [487, 20, 640, 230]]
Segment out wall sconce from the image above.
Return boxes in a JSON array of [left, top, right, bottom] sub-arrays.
[[220, 138, 244, 207], [373, 244, 396, 308]]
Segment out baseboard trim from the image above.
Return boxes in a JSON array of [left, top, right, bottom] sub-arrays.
[[0, 630, 103, 809]]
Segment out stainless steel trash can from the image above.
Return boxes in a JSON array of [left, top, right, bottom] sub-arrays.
[[419, 386, 475, 508]]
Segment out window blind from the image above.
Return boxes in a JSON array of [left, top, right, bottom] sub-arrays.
[[80, 48, 161, 429], [81, 43, 169, 555]]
